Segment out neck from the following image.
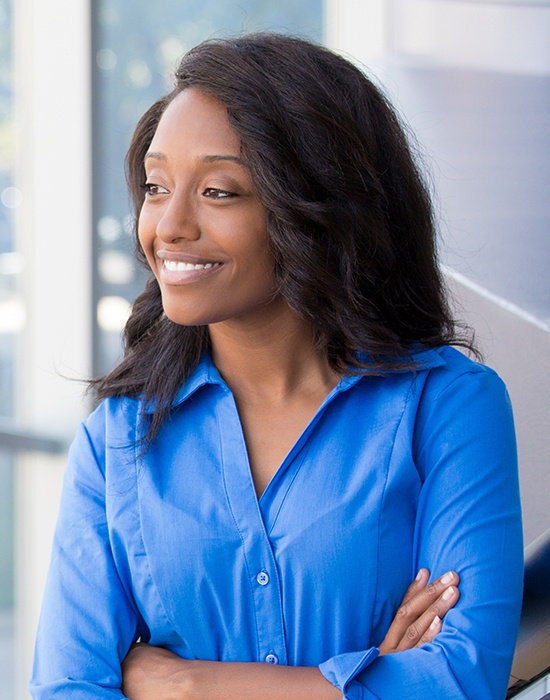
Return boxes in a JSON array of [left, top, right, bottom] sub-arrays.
[[208, 303, 340, 402]]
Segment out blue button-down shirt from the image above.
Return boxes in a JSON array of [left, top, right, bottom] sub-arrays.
[[31, 346, 523, 699]]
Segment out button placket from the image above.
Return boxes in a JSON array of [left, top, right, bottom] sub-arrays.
[[217, 394, 288, 666]]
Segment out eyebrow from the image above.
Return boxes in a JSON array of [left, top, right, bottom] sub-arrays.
[[203, 155, 244, 165], [143, 151, 167, 163], [143, 152, 244, 166]]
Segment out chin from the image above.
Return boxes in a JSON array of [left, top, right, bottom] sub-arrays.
[[161, 303, 222, 327], [163, 311, 208, 327]]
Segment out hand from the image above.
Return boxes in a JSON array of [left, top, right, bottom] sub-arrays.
[[378, 569, 460, 655]]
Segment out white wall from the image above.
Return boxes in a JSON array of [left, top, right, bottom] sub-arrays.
[[324, 0, 389, 65], [390, 0, 550, 74], [325, 0, 550, 75], [13, 1, 92, 696]]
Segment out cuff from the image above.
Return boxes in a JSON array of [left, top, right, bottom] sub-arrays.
[[319, 648, 379, 697]]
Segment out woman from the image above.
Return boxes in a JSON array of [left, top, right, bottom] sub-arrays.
[[31, 33, 523, 699]]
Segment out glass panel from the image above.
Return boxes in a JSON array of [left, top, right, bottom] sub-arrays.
[[92, 0, 324, 376]]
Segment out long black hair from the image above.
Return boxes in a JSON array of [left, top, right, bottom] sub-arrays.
[[92, 32, 475, 440]]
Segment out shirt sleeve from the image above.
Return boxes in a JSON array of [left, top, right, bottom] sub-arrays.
[[30, 409, 140, 698], [319, 365, 524, 699]]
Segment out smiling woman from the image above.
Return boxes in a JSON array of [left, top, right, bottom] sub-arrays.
[[30, 33, 523, 700]]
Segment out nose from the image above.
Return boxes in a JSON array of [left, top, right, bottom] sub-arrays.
[[155, 191, 200, 243]]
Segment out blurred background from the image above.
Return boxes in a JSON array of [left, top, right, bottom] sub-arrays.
[[0, 1, 549, 698]]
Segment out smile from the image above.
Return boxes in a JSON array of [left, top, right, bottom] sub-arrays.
[[163, 261, 222, 272], [158, 257, 225, 286]]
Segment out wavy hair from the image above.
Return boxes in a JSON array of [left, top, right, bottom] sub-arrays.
[[92, 32, 475, 440]]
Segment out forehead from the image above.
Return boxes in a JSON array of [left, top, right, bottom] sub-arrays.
[[149, 88, 241, 157]]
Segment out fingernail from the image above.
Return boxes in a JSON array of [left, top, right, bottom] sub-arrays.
[[430, 615, 441, 630], [443, 586, 454, 600], [415, 569, 424, 580], [441, 571, 454, 585]]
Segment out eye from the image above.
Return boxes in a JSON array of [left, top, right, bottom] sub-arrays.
[[202, 187, 237, 200], [143, 182, 169, 196]]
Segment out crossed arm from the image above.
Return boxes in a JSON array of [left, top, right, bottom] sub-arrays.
[[121, 568, 460, 700]]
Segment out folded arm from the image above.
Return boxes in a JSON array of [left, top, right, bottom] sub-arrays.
[[121, 569, 461, 699]]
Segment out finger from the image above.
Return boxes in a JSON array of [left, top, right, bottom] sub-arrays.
[[400, 568, 430, 605], [431, 583, 461, 621], [379, 570, 460, 654], [379, 570, 432, 652], [398, 571, 460, 621], [379, 568, 436, 654], [417, 615, 442, 646], [382, 571, 459, 653], [396, 584, 461, 651]]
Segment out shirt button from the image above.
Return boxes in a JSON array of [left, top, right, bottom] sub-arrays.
[[256, 571, 269, 586], [265, 653, 279, 664]]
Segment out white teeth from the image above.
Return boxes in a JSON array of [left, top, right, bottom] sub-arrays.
[[164, 261, 221, 272]]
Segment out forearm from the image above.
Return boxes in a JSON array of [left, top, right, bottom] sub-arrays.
[[121, 646, 341, 700], [188, 661, 341, 700]]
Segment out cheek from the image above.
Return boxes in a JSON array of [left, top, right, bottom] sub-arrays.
[[255, 236, 277, 279], [241, 244, 278, 297], [239, 219, 272, 267], [137, 214, 156, 265]]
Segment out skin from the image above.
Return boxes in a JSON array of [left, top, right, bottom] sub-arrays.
[[130, 88, 461, 698]]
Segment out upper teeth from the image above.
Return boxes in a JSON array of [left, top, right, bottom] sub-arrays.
[[164, 261, 221, 271]]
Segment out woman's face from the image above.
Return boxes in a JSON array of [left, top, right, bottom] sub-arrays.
[[138, 88, 279, 328]]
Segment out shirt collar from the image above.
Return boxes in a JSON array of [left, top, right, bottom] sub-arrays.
[[142, 354, 225, 414], [355, 346, 447, 373], [144, 346, 447, 414]]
